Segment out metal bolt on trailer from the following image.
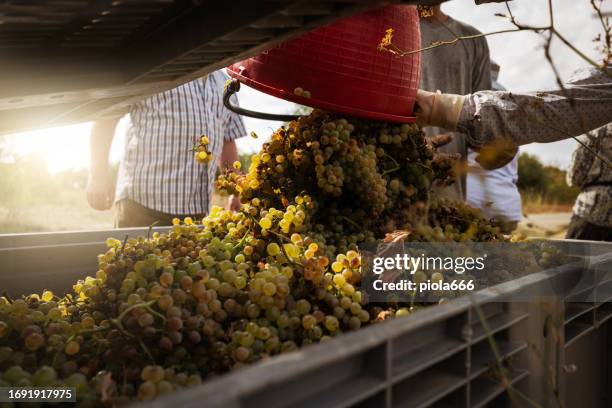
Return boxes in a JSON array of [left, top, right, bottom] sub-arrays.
[[1, 231, 611, 407]]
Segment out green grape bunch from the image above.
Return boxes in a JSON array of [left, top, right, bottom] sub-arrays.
[[217, 110, 470, 254], [0, 110, 532, 406]]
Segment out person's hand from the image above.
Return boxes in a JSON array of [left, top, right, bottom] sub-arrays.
[[227, 194, 241, 211], [424, 132, 461, 186], [415, 90, 466, 130], [472, 138, 518, 170], [86, 171, 115, 211], [425, 133, 453, 150]]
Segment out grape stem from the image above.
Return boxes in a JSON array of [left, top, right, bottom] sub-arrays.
[[342, 216, 362, 231], [113, 300, 157, 328], [122, 364, 129, 395], [412, 161, 433, 173], [1, 291, 13, 304], [267, 229, 292, 243], [79, 326, 110, 335], [144, 305, 167, 325], [277, 236, 306, 269], [247, 213, 306, 269], [471, 298, 541, 408], [55, 326, 110, 368], [65, 294, 78, 306], [138, 337, 155, 361], [247, 213, 292, 243], [147, 222, 159, 240], [382, 154, 400, 176], [110, 300, 157, 361], [119, 234, 129, 259], [233, 225, 252, 250]]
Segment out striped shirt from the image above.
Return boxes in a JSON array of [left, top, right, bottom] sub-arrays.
[[115, 70, 246, 215]]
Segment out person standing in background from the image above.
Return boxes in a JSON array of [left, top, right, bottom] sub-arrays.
[[86, 70, 246, 227], [466, 63, 522, 233], [418, 2, 493, 201], [565, 124, 612, 241]]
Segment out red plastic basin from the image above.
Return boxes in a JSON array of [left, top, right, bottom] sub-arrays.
[[227, 5, 421, 123]]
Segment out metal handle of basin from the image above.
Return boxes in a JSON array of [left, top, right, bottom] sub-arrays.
[[223, 78, 300, 122]]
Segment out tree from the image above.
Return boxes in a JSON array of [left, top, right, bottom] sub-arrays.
[[517, 153, 579, 205]]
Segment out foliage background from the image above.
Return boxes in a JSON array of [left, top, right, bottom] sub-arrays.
[[517, 153, 580, 212]]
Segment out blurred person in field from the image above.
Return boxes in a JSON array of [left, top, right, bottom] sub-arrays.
[[86, 70, 246, 227], [565, 124, 612, 241], [418, 2, 499, 201], [466, 63, 521, 233]]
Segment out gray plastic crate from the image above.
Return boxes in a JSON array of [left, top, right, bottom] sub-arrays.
[[0, 227, 168, 295], [135, 255, 612, 408], [1, 232, 611, 407]]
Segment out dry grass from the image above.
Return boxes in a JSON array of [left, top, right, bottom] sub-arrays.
[[516, 212, 572, 239], [0, 189, 114, 234], [0, 191, 232, 234], [521, 194, 573, 215]]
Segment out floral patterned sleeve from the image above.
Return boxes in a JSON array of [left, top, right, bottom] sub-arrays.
[[567, 124, 612, 186], [457, 67, 612, 147]]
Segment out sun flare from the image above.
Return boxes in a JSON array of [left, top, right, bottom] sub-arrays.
[[1, 121, 127, 174]]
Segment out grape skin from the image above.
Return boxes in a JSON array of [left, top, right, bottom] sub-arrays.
[[0, 110, 556, 406]]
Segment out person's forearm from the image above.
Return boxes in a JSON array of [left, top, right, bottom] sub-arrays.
[[457, 91, 612, 147], [220, 140, 238, 170], [90, 118, 119, 175], [87, 117, 119, 211], [457, 67, 612, 147]]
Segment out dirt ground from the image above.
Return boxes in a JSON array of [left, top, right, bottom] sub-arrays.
[[0, 191, 234, 234], [517, 212, 572, 239]]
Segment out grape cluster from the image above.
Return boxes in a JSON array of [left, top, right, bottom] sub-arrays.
[[217, 110, 469, 254], [214, 108, 562, 311], [1, 110, 528, 405], [402, 198, 505, 242], [194, 136, 213, 165], [0, 202, 371, 405]]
